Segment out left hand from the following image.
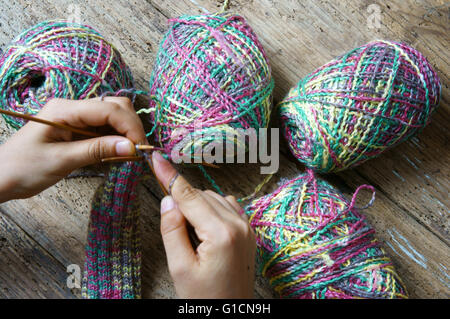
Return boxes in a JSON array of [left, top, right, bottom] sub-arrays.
[[0, 97, 147, 202], [152, 152, 256, 298]]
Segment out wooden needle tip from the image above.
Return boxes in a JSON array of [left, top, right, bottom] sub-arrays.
[[135, 145, 155, 151], [101, 156, 144, 163]]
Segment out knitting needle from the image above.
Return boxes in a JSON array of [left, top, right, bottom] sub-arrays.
[[0, 108, 140, 163], [136, 145, 220, 168], [0, 108, 101, 138], [101, 152, 220, 168], [123, 145, 221, 168], [135, 145, 155, 151], [143, 152, 169, 196], [0, 109, 144, 164], [100, 156, 144, 163], [0, 108, 220, 168]]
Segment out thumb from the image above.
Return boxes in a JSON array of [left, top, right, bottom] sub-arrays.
[[160, 196, 197, 277], [61, 136, 135, 168]]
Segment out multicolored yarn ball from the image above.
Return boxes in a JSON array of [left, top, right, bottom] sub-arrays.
[[245, 170, 408, 299], [0, 20, 134, 129], [278, 40, 441, 173], [143, 12, 274, 161], [0, 20, 143, 299]]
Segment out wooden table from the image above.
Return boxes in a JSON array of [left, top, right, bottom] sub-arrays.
[[0, 0, 448, 298]]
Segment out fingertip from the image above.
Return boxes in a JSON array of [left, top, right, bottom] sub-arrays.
[[152, 150, 167, 165], [225, 195, 241, 212], [102, 96, 132, 105], [152, 151, 177, 188], [161, 195, 175, 214], [115, 139, 135, 156]]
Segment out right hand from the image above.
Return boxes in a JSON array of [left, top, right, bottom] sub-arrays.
[[152, 151, 256, 298]]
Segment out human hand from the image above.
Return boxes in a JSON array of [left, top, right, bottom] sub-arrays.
[[0, 97, 147, 202], [152, 152, 256, 298]]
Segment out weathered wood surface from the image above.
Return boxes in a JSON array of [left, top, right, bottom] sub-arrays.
[[0, 0, 448, 298]]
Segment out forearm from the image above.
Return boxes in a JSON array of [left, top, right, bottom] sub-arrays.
[[0, 144, 20, 203]]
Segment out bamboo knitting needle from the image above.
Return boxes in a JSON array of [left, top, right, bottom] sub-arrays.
[[123, 144, 221, 169], [0, 108, 101, 138], [142, 152, 169, 196], [0, 108, 169, 195], [136, 145, 220, 168], [101, 151, 220, 168], [0, 108, 138, 163], [100, 156, 145, 163], [0, 108, 220, 168]]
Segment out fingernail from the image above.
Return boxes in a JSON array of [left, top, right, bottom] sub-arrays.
[[161, 196, 175, 214], [115, 140, 134, 156], [152, 150, 168, 165]]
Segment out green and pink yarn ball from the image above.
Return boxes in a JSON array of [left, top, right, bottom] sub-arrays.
[[278, 40, 441, 173], [145, 12, 274, 161], [0, 20, 135, 130], [245, 170, 408, 299]]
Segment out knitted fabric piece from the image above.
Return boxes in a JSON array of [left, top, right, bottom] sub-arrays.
[[245, 170, 408, 299], [144, 12, 274, 161], [82, 161, 144, 299], [278, 40, 441, 173], [0, 20, 142, 299]]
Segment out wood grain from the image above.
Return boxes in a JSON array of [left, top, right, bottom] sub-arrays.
[[0, 211, 77, 298], [0, 0, 448, 298]]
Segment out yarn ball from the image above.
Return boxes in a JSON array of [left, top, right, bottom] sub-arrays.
[[278, 40, 441, 173], [0, 20, 135, 129], [245, 170, 408, 299], [146, 12, 274, 161]]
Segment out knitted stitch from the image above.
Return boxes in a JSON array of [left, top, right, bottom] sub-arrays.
[[245, 170, 408, 299], [82, 162, 143, 298], [0, 20, 143, 299], [278, 40, 441, 173], [142, 12, 274, 162]]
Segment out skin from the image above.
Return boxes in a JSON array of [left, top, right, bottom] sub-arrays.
[[0, 97, 146, 201], [0, 97, 256, 298], [153, 151, 256, 298]]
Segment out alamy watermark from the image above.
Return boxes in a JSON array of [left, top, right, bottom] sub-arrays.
[[67, 3, 82, 24], [66, 264, 81, 289], [367, 4, 382, 29], [169, 124, 279, 174]]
